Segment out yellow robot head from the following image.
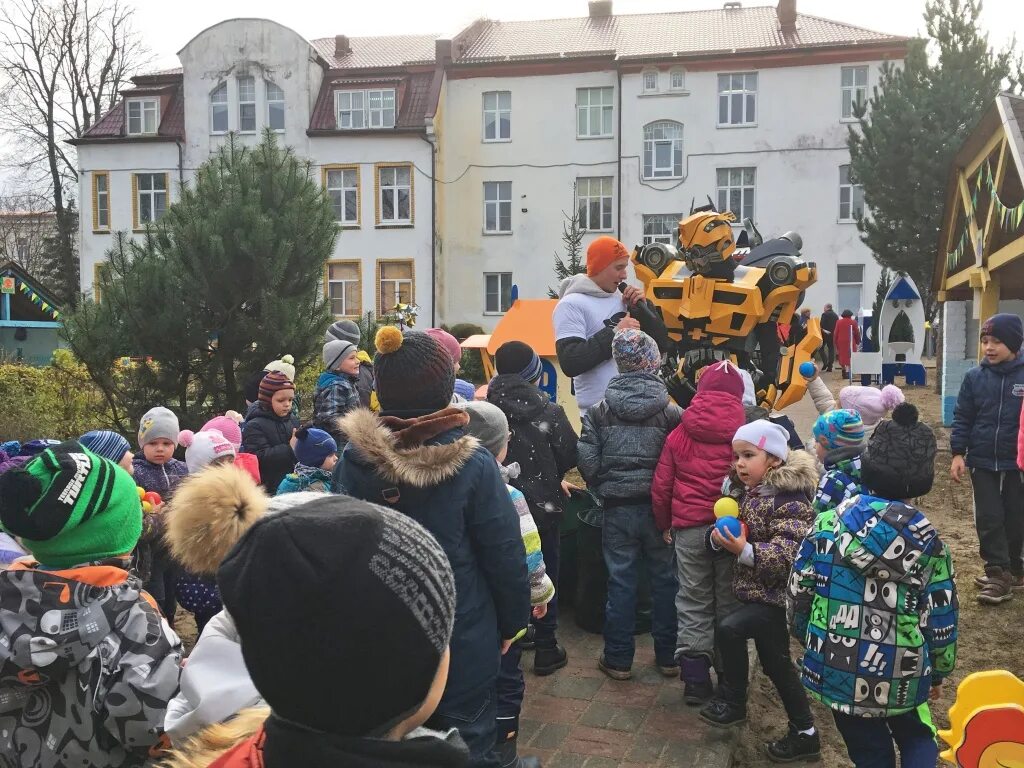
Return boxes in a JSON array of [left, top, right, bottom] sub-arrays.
[[678, 206, 737, 275]]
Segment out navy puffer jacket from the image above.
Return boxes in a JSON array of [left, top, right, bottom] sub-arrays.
[[951, 353, 1024, 471]]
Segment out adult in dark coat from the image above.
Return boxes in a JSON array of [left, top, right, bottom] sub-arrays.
[[819, 303, 839, 372]]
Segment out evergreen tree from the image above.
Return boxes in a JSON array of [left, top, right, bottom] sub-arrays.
[[848, 0, 1019, 322], [61, 132, 336, 431], [548, 200, 586, 298], [870, 267, 893, 349]]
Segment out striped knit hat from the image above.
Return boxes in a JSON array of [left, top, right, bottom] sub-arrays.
[[813, 409, 866, 451], [0, 441, 142, 568], [494, 340, 543, 383], [373, 327, 455, 412], [258, 371, 294, 408], [79, 430, 132, 464]]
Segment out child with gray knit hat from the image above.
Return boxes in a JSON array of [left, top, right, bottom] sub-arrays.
[[313, 336, 361, 449], [325, 319, 375, 408]]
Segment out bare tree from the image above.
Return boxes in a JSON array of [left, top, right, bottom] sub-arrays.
[[0, 190, 57, 277], [0, 0, 148, 305]]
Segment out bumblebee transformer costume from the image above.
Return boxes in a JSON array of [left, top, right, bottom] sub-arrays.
[[631, 204, 821, 410]]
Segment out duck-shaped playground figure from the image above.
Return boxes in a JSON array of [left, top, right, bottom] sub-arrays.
[[939, 670, 1024, 767]]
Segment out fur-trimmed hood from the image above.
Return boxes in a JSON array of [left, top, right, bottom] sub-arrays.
[[762, 449, 819, 496], [164, 464, 269, 576], [338, 408, 481, 489]]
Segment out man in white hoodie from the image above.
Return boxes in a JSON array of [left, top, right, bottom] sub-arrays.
[[554, 236, 664, 410]]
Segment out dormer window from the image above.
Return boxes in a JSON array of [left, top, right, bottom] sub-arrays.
[[335, 88, 396, 130], [126, 98, 159, 135], [643, 70, 658, 93]]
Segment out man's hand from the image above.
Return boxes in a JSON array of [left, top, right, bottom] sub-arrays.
[[662, 530, 673, 545], [615, 315, 641, 333], [533, 603, 548, 619], [621, 285, 646, 307], [950, 455, 966, 483]]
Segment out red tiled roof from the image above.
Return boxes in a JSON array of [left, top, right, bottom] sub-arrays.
[[308, 71, 434, 132], [457, 6, 905, 62], [309, 34, 438, 69], [79, 79, 185, 141]]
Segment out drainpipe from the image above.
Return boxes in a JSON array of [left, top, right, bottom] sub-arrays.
[[175, 140, 185, 187], [616, 63, 623, 237], [419, 131, 437, 327]]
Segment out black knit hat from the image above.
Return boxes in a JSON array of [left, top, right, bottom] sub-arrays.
[[218, 495, 456, 738], [981, 313, 1024, 354], [373, 327, 455, 412], [861, 403, 936, 499], [494, 340, 543, 383]]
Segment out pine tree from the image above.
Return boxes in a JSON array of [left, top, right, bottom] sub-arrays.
[[870, 267, 893, 350], [848, 0, 1019, 322], [61, 132, 336, 431], [548, 199, 586, 298]]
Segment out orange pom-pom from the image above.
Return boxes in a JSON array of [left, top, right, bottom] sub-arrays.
[[375, 326, 404, 354]]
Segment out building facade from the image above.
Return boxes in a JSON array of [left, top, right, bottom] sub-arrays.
[[73, 1, 907, 330]]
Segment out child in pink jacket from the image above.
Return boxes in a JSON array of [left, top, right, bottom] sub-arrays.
[[652, 360, 747, 704]]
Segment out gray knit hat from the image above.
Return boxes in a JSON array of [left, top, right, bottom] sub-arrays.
[[323, 339, 357, 371], [326, 320, 361, 346], [138, 406, 180, 447], [458, 401, 510, 457]]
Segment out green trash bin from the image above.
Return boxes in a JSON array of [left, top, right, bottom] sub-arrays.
[[573, 494, 652, 635]]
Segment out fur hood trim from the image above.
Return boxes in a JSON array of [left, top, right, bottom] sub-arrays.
[[164, 464, 269, 576], [339, 408, 481, 488], [764, 449, 819, 495]]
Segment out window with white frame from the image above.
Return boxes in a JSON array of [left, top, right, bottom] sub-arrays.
[[266, 80, 285, 131], [838, 164, 865, 221], [367, 89, 396, 128], [335, 89, 396, 129], [841, 66, 868, 120], [643, 121, 683, 179], [577, 87, 614, 138], [577, 177, 614, 231], [643, 71, 658, 93], [716, 167, 755, 222], [378, 165, 412, 224], [237, 76, 256, 132], [134, 173, 167, 226], [326, 261, 361, 317], [210, 83, 228, 133], [670, 68, 685, 90], [325, 167, 359, 225], [836, 264, 864, 314], [378, 260, 413, 312], [717, 72, 757, 126], [336, 91, 365, 129], [126, 98, 159, 135], [483, 181, 512, 233], [483, 91, 511, 141], [642, 214, 681, 245], [484, 272, 513, 314]]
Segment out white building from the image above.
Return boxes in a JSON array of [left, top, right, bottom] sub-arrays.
[[73, 1, 908, 330]]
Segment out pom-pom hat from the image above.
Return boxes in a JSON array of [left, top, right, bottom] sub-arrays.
[[264, 355, 296, 382], [373, 327, 455, 412], [179, 429, 237, 473], [861, 403, 936, 499]]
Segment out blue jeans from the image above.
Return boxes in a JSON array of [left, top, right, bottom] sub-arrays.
[[532, 516, 560, 648], [832, 707, 938, 768], [602, 504, 678, 668], [429, 687, 500, 767]]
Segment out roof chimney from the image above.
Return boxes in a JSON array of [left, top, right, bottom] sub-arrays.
[[589, 1, 612, 18], [334, 35, 351, 57], [777, 0, 797, 34]]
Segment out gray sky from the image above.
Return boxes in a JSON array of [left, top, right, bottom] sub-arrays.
[[139, 0, 1022, 68]]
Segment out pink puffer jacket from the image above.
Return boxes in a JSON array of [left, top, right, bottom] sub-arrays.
[[652, 390, 746, 531]]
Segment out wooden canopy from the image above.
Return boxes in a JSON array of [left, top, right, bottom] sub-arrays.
[[934, 92, 1024, 312]]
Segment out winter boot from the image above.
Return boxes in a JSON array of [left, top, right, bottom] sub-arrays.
[[680, 653, 714, 705], [975, 571, 1024, 589], [977, 566, 1014, 605], [518, 624, 537, 651], [597, 654, 632, 680], [765, 726, 821, 763], [699, 697, 747, 727], [496, 735, 541, 768], [533, 644, 567, 676]]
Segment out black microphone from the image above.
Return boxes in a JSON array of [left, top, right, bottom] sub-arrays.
[[617, 283, 671, 352]]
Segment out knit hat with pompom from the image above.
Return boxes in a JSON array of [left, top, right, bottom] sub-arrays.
[[838, 384, 904, 427], [373, 327, 455, 412], [179, 429, 237, 474], [264, 354, 296, 382], [861, 403, 936, 499]]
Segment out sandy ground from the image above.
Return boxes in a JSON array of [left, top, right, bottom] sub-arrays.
[[735, 375, 1024, 766]]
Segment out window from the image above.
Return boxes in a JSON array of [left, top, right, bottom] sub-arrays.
[[266, 81, 285, 131], [324, 166, 360, 226], [335, 89, 396, 129], [717, 72, 757, 126], [126, 98, 158, 135], [642, 214, 681, 245], [577, 87, 613, 138], [325, 260, 361, 317], [577, 177, 614, 231], [838, 164, 865, 221], [483, 182, 512, 233], [643, 71, 658, 93], [237, 76, 256, 132], [93, 263, 109, 303], [716, 167, 755, 222], [377, 259, 414, 313], [841, 66, 868, 119], [133, 173, 168, 228], [210, 83, 228, 133], [484, 272, 513, 314], [483, 91, 511, 141], [92, 172, 110, 231], [377, 164, 412, 225], [836, 264, 864, 314], [643, 121, 683, 179], [15, 238, 28, 263], [670, 69, 685, 90]]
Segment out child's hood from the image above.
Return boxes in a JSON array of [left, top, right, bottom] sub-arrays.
[[763, 449, 819, 495], [0, 562, 177, 673], [681, 390, 745, 443], [833, 495, 939, 583], [605, 372, 669, 421], [316, 370, 355, 391]]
